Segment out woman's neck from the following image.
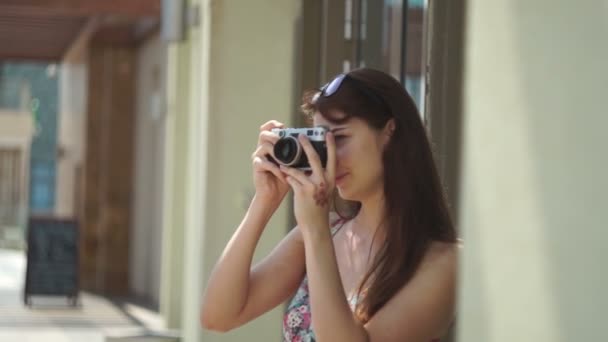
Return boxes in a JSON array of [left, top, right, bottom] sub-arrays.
[[352, 190, 386, 237]]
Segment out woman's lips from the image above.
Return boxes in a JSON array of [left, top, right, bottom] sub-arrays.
[[335, 173, 349, 185]]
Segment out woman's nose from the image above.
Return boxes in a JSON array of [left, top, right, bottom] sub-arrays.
[[334, 147, 346, 160]]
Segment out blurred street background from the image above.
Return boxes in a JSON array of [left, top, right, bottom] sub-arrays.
[[0, 0, 606, 341], [0, 248, 162, 341]]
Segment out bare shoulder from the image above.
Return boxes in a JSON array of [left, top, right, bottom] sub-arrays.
[[422, 240, 460, 268], [416, 240, 460, 282], [364, 240, 460, 340]]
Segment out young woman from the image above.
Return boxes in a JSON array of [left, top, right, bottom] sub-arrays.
[[201, 68, 459, 341]]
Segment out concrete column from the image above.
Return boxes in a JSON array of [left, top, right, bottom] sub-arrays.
[[160, 1, 301, 341], [130, 34, 167, 309], [459, 1, 608, 341]]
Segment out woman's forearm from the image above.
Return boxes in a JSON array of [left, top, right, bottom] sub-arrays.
[[302, 226, 370, 342], [200, 195, 279, 328]]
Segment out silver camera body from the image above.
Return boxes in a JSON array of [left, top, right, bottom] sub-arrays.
[[270, 126, 329, 170]]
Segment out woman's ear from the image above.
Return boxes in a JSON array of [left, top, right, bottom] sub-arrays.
[[382, 119, 396, 146]]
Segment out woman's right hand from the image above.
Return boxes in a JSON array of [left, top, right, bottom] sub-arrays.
[[251, 120, 290, 205]]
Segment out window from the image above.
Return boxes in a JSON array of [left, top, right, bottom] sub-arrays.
[[299, 0, 430, 121], [356, 0, 428, 112]]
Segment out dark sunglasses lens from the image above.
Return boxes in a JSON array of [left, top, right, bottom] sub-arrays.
[[324, 74, 346, 97]]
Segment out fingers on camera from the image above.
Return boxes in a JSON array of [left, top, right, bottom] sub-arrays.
[[258, 130, 280, 144], [251, 142, 275, 161], [259, 120, 284, 132], [254, 157, 286, 182]]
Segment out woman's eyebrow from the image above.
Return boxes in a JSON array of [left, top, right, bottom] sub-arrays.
[[330, 127, 347, 133]]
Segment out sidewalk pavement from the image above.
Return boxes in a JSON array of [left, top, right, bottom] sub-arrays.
[[0, 248, 160, 342]]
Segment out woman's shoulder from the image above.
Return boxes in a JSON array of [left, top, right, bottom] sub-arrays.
[[419, 240, 460, 274], [399, 241, 459, 310]]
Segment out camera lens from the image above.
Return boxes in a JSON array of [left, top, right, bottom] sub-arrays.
[[273, 136, 301, 166]]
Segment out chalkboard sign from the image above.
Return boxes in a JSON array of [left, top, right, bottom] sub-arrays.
[[24, 217, 79, 306]]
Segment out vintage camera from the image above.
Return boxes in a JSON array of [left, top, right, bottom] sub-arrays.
[[269, 126, 329, 170]]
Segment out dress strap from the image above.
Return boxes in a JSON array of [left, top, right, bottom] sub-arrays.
[[330, 217, 347, 236]]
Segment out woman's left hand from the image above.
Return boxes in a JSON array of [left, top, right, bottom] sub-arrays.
[[280, 131, 336, 233]]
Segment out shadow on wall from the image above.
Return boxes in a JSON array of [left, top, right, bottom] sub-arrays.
[[513, 1, 608, 341], [462, 1, 608, 341], [458, 186, 491, 342]]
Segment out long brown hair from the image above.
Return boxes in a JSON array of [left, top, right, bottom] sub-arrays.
[[301, 68, 457, 323]]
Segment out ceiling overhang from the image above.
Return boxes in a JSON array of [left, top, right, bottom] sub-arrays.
[[0, 0, 160, 62]]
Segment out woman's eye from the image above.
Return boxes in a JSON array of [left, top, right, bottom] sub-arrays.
[[334, 135, 346, 141]]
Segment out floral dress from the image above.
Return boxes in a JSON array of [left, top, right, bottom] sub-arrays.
[[281, 219, 442, 342], [282, 221, 350, 342]]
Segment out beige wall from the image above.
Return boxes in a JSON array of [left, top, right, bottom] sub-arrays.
[[160, 0, 301, 341], [459, 1, 608, 341], [201, 1, 300, 340], [0, 110, 33, 232], [130, 33, 167, 308], [0, 111, 33, 140]]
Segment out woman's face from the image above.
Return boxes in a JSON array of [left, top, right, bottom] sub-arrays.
[[313, 111, 389, 202]]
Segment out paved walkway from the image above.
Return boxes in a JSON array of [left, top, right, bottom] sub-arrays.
[[0, 248, 155, 342]]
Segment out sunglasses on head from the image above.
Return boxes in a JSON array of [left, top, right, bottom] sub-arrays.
[[312, 73, 391, 115]]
